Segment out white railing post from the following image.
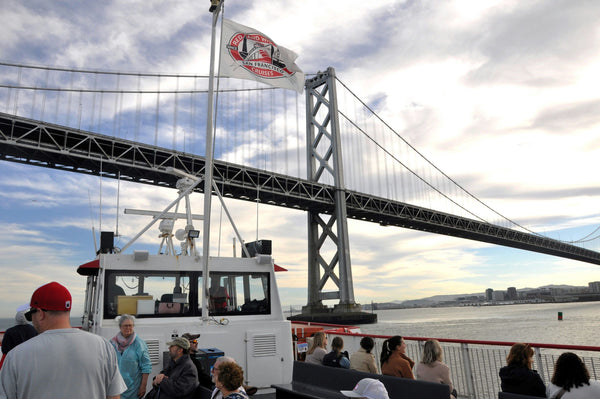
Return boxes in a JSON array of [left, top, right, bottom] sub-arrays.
[[534, 346, 546, 383], [460, 343, 477, 399]]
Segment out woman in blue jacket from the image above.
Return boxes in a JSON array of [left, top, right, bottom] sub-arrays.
[[111, 314, 152, 399]]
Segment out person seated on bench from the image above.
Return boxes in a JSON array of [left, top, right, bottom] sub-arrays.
[[415, 339, 456, 399], [350, 336, 379, 374], [305, 331, 327, 365], [210, 356, 257, 398], [546, 352, 600, 398], [381, 335, 414, 379], [499, 343, 545, 397], [214, 361, 249, 399], [341, 378, 389, 399], [323, 336, 350, 369]]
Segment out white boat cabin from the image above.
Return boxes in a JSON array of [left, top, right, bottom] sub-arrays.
[[78, 250, 293, 388]]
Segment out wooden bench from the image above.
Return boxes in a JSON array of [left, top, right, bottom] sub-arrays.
[[272, 361, 450, 399], [499, 392, 545, 399]]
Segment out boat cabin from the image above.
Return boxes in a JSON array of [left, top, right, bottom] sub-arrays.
[[78, 249, 293, 388]]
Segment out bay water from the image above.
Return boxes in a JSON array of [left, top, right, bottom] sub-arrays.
[[2, 302, 598, 347], [358, 301, 600, 347]]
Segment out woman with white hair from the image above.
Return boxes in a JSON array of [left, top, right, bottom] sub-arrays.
[[110, 314, 152, 399], [415, 339, 456, 399]]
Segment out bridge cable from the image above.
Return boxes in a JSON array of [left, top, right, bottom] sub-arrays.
[[335, 77, 541, 236], [569, 225, 600, 243]]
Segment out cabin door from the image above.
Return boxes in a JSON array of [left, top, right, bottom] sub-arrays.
[[245, 330, 284, 387]]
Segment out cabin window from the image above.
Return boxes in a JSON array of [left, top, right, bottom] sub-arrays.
[[103, 270, 270, 318], [104, 271, 192, 319], [205, 272, 270, 316]]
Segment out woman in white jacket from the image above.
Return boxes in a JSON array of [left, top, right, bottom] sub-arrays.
[[546, 352, 600, 399]]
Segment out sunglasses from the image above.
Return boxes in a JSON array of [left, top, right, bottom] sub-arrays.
[[190, 340, 198, 344], [25, 307, 47, 321]]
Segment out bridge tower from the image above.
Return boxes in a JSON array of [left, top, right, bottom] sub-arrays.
[[291, 67, 376, 324]]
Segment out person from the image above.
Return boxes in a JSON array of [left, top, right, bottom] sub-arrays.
[[546, 352, 600, 398], [499, 343, 545, 397], [380, 335, 414, 379], [0, 305, 37, 370], [415, 339, 456, 399], [210, 356, 251, 399], [181, 332, 214, 392], [151, 337, 198, 399], [106, 273, 126, 315], [110, 314, 152, 399], [350, 336, 379, 374], [0, 281, 126, 399], [323, 336, 350, 368], [305, 331, 327, 365], [341, 378, 390, 399], [214, 362, 249, 399]]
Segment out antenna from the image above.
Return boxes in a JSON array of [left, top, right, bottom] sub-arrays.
[[115, 171, 121, 237], [88, 190, 98, 253], [99, 158, 102, 231]]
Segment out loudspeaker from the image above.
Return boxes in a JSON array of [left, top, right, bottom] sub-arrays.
[[242, 240, 272, 257], [100, 231, 114, 254]]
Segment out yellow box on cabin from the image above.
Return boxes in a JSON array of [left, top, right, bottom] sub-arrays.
[[117, 295, 153, 315]]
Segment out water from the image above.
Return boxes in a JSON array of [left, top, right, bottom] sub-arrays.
[[0, 317, 82, 332], [358, 301, 600, 347], [2, 302, 598, 347]]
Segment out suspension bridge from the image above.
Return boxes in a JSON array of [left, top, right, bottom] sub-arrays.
[[1, 62, 599, 323]]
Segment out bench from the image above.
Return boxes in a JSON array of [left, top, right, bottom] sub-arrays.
[[272, 361, 450, 399], [499, 392, 545, 399]]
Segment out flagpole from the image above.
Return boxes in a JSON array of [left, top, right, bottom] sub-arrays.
[[201, 0, 223, 324]]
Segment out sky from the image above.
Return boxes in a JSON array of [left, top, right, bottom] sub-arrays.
[[2, 0, 600, 318]]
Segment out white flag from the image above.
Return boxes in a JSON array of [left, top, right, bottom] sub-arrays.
[[220, 19, 305, 93]]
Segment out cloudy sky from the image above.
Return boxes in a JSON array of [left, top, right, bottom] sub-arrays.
[[2, 0, 600, 318]]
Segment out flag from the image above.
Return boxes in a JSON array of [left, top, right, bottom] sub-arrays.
[[219, 19, 305, 93]]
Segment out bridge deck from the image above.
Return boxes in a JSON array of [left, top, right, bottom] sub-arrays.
[[1, 112, 599, 265]]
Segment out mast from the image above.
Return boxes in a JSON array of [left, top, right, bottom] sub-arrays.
[[201, 0, 223, 323]]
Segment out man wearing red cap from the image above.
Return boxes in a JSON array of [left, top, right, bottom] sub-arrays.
[[0, 282, 127, 399]]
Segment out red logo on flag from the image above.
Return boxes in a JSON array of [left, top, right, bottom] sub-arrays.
[[225, 31, 295, 79]]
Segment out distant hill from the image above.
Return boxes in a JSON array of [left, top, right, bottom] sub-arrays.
[[373, 284, 588, 309]]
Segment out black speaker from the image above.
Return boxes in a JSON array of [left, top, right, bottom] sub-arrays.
[[242, 240, 272, 257], [100, 231, 114, 254]]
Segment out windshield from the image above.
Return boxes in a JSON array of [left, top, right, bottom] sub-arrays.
[[103, 270, 270, 319]]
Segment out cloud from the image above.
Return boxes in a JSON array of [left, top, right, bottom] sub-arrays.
[[2, 0, 600, 318]]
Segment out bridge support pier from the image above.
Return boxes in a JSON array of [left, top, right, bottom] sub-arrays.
[[289, 67, 376, 325]]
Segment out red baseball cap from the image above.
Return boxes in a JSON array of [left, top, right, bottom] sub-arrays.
[[29, 282, 72, 312]]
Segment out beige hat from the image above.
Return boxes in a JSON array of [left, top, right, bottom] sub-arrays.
[[166, 337, 190, 350]]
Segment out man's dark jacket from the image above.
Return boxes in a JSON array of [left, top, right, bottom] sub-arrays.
[[157, 354, 199, 399]]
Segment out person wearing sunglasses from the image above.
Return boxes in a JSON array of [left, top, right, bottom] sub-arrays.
[[182, 333, 214, 391], [0, 281, 127, 399]]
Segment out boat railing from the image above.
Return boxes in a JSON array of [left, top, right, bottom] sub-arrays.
[[292, 323, 600, 399]]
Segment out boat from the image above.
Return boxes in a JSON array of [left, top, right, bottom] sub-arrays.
[[76, 168, 294, 391], [76, 2, 297, 391]]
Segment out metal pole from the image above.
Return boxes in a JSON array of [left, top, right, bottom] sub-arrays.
[[460, 343, 477, 399], [201, 0, 223, 323]]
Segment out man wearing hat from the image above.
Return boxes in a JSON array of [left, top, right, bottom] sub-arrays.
[[151, 336, 199, 399], [182, 332, 213, 390], [0, 281, 127, 399]]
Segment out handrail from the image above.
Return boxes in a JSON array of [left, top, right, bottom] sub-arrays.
[[328, 330, 600, 352]]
